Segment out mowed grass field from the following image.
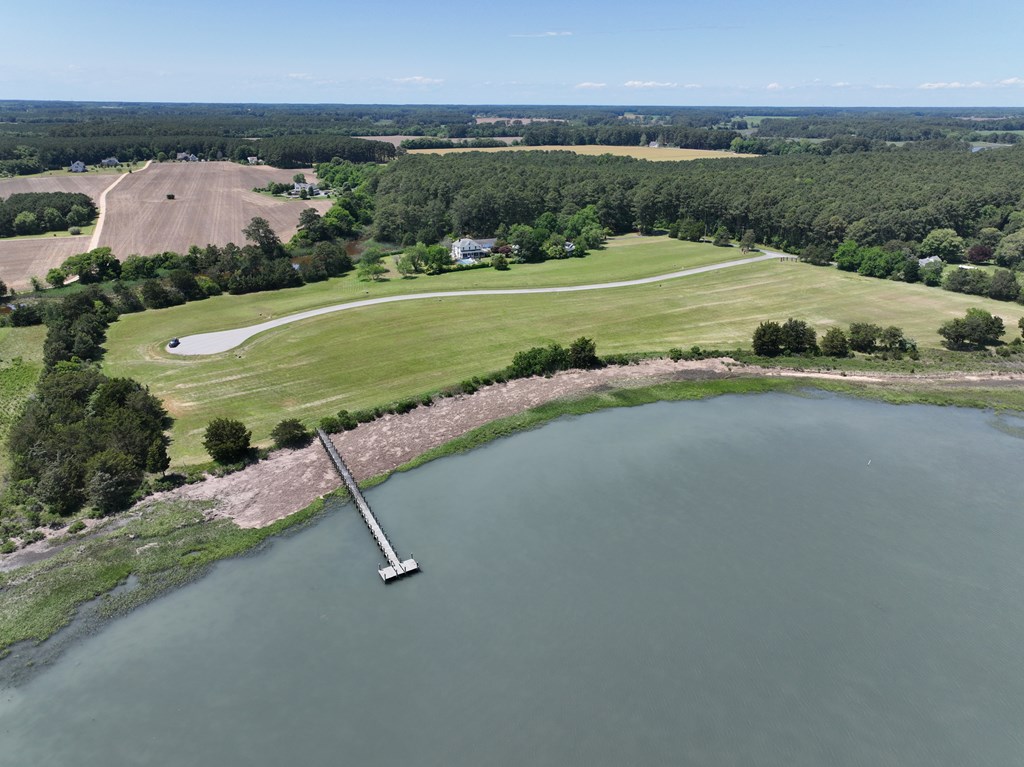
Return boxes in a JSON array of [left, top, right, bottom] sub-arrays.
[[0, 324, 46, 481], [407, 145, 755, 161], [102, 237, 1024, 464], [97, 163, 332, 256]]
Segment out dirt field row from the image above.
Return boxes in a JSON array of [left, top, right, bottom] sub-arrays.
[[408, 144, 754, 161], [97, 163, 331, 256], [0, 173, 114, 199], [0, 237, 90, 290]]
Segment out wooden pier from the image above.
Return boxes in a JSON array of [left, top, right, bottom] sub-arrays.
[[316, 429, 419, 583]]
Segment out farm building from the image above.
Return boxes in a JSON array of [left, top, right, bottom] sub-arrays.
[[100, 157, 120, 167], [247, 156, 259, 165], [176, 152, 199, 162], [70, 160, 87, 173], [450, 237, 497, 262]]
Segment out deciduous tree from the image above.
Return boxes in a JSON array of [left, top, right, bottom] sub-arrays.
[[203, 418, 252, 463]]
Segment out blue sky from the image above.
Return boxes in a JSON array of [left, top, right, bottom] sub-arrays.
[[3, 0, 1024, 106]]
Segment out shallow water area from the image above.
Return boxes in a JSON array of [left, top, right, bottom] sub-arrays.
[[2, 393, 1023, 766]]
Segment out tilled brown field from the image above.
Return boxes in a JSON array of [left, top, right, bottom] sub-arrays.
[[97, 163, 332, 256], [0, 236, 91, 289], [0, 173, 114, 199]]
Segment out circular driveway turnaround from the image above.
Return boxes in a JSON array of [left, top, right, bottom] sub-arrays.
[[168, 252, 783, 356]]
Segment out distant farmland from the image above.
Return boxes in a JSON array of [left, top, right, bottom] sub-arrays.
[[0, 173, 114, 198], [407, 145, 755, 161], [0, 237, 91, 289], [96, 163, 332, 257]]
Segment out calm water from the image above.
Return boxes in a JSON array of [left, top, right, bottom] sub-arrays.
[[2, 394, 1024, 766]]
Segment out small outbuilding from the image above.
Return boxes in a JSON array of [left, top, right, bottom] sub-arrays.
[[100, 157, 119, 167], [69, 160, 87, 173]]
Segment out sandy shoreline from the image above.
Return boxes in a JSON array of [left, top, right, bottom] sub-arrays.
[[144, 358, 1023, 529]]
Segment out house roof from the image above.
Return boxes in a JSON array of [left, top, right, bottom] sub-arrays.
[[453, 238, 496, 249]]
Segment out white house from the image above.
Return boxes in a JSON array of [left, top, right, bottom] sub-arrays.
[[69, 160, 86, 173], [176, 152, 199, 162], [450, 237, 497, 262], [290, 182, 320, 196], [246, 156, 259, 165]]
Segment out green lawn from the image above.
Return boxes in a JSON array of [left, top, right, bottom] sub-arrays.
[[0, 325, 46, 482], [102, 236, 739, 342], [103, 240, 1024, 465], [1, 224, 95, 242]]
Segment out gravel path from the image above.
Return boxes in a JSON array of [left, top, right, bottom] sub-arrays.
[[167, 252, 782, 356]]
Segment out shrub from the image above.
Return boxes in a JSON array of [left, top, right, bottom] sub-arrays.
[[270, 418, 311, 449], [568, 336, 600, 369], [353, 409, 377, 424], [507, 343, 569, 378], [318, 416, 342, 433], [848, 322, 882, 353], [68, 520, 86, 534], [202, 418, 252, 463], [166, 194, 175, 200], [336, 410, 359, 430], [68, 226, 82, 236], [0, 540, 15, 554], [752, 320, 784, 357], [820, 327, 850, 358], [938, 308, 1005, 350], [22, 530, 46, 545], [668, 348, 684, 361]]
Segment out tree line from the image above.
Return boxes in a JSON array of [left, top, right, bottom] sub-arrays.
[[4, 288, 172, 523], [0, 192, 96, 237]]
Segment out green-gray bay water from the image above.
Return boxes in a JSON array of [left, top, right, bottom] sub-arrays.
[[2, 393, 1024, 765]]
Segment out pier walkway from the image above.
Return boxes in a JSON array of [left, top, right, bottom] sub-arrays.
[[316, 429, 419, 583]]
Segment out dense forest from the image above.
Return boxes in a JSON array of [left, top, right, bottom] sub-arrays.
[[369, 146, 1024, 251]]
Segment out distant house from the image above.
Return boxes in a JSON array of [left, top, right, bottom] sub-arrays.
[[290, 182, 320, 196], [100, 157, 119, 167], [176, 152, 199, 162], [246, 156, 259, 165], [918, 255, 942, 267], [450, 237, 497, 262], [563, 240, 576, 256], [69, 160, 87, 173]]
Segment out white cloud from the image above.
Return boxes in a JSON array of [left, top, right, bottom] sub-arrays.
[[682, 83, 702, 89], [575, 82, 607, 89], [831, 81, 852, 88], [624, 80, 678, 89], [510, 31, 572, 38], [765, 82, 783, 91], [287, 73, 312, 81], [393, 75, 444, 85], [918, 80, 985, 89], [999, 77, 1024, 86]]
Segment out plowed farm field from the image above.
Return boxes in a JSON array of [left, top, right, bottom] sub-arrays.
[[97, 163, 331, 256], [0, 236, 91, 289], [0, 173, 114, 199]]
